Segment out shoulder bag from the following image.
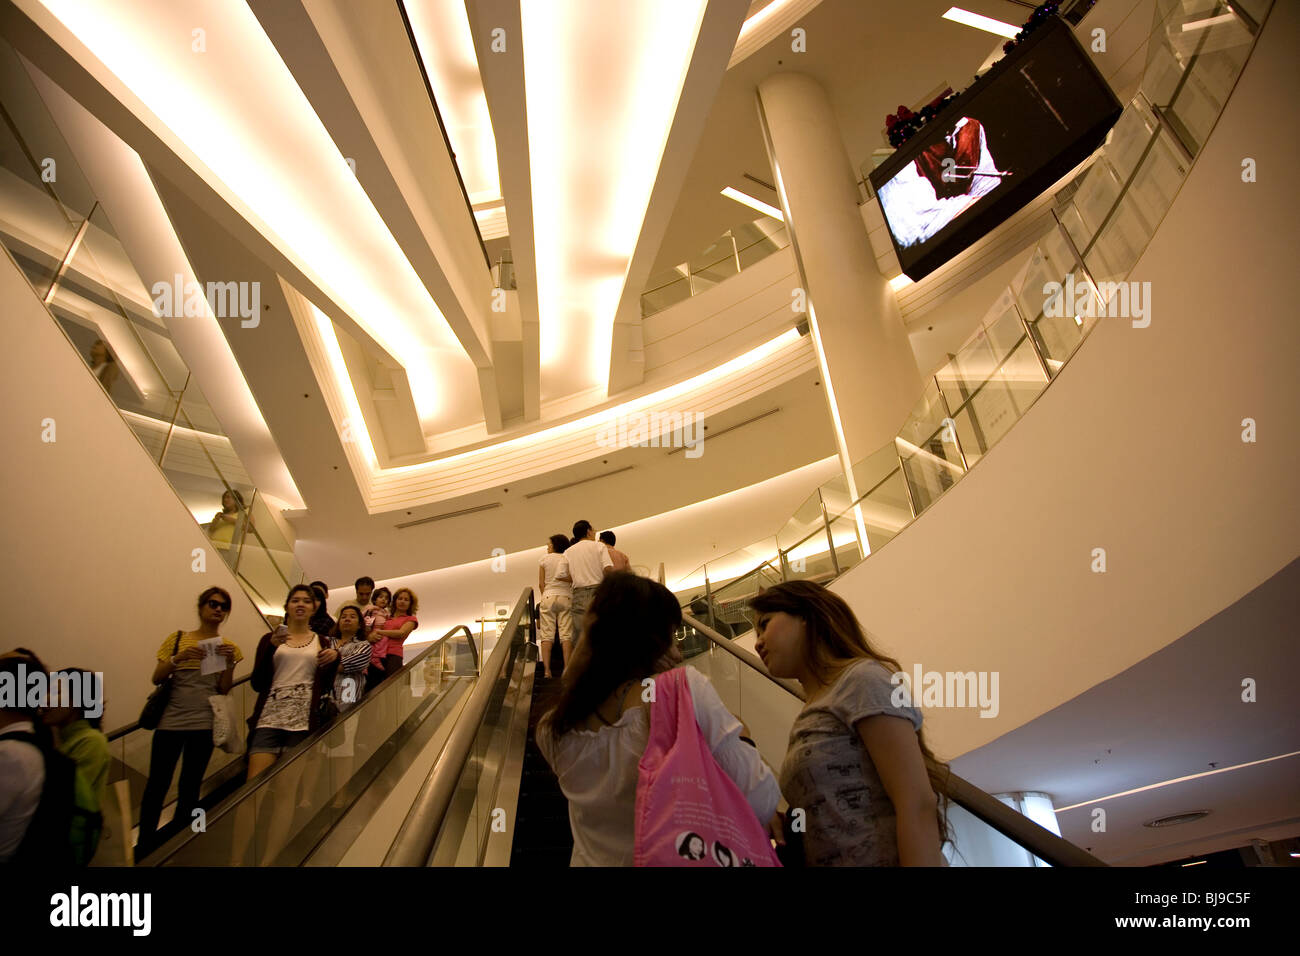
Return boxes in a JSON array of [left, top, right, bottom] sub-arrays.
[[138, 631, 183, 730], [633, 668, 781, 867]]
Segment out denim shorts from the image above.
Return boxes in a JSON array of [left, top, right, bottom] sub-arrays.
[[247, 727, 311, 755]]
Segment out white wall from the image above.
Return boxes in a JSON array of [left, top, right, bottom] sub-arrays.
[[0, 248, 267, 732], [831, 3, 1300, 761]]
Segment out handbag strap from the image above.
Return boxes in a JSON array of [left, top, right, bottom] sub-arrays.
[[172, 630, 183, 656]]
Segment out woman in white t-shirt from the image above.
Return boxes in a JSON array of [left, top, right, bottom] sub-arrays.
[[537, 572, 780, 866], [537, 534, 574, 678]]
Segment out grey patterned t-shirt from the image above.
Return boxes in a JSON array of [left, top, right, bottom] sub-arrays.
[[778, 658, 922, 866]]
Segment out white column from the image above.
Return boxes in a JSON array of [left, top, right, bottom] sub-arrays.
[[757, 72, 922, 478]]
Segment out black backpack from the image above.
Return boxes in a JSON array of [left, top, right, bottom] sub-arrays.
[[2, 730, 77, 867]]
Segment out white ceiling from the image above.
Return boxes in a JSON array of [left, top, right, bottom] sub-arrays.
[[951, 557, 1300, 865]]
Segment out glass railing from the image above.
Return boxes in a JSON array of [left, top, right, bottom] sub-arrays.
[[133, 624, 481, 866], [386, 588, 535, 866], [0, 35, 303, 619], [679, 612, 1104, 866], [670, 1, 1266, 604], [641, 216, 790, 318]]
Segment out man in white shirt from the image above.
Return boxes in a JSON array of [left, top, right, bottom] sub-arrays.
[[0, 651, 47, 864], [566, 520, 614, 638]]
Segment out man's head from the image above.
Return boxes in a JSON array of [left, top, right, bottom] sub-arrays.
[[598, 531, 616, 547], [354, 576, 375, 606], [572, 519, 594, 541]]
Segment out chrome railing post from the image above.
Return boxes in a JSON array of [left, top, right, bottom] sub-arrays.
[[156, 372, 190, 467], [897, 441, 920, 518], [935, 377, 969, 473], [818, 490, 840, 576]]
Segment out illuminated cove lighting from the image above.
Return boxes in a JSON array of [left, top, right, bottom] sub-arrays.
[[35, 0, 476, 431], [523, 0, 709, 400]]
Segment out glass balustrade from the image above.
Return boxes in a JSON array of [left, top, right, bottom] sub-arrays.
[[129, 628, 480, 866], [641, 217, 790, 318]]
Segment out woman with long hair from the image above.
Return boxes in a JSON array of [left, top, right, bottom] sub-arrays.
[[245, 584, 339, 778], [369, 587, 418, 679], [537, 533, 573, 678], [538, 572, 779, 866], [749, 581, 948, 866], [136, 586, 242, 859]]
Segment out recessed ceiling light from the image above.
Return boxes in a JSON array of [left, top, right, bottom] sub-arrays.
[[1181, 860, 1208, 867], [721, 186, 784, 221], [942, 7, 1021, 39], [1144, 810, 1212, 828]]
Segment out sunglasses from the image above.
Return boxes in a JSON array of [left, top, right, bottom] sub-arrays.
[[206, 599, 232, 612]]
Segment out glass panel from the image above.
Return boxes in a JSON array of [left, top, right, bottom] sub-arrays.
[[896, 434, 963, 516], [1121, 130, 1188, 243], [1071, 158, 1124, 240], [153, 639, 462, 865], [639, 218, 789, 317], [687, 235, 739, 292], [1103, 101, 1159, 183], [1014, 233, 1075, 324], [429, 629, 526, 866], [776, 490, 823, 552], [856, 465, 912, 553]]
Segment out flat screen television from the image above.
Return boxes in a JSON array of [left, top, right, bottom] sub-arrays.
[[869, 15, 1122, 281]]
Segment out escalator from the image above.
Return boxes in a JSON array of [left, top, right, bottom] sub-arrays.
[[385, 589, 1103, 868], [98, 622, 482, 866], [105, 585, 1102, 867]]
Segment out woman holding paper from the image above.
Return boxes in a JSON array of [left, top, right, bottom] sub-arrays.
[[136, 586, 243, 860]]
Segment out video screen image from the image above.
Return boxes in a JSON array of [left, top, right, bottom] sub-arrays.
[[871, 19, 1121, 279], [876, 115, 1011, 249]]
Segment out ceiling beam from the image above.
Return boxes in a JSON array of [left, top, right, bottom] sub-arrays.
[[249, 0, 506, 434], [466, 0, 541, 422], [606, 0, 752, 395]]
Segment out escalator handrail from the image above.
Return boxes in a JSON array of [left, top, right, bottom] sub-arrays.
[[681, 613, 1107, 867], [145, 621, 477, 864], [384, 587, 534, 866]]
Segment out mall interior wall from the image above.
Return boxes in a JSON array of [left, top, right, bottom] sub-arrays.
[[830, 2, 1299, 762]]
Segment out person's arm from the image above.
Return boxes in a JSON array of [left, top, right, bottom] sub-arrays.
[[372, 621, 417, 640], [216, 642, 240, 695], [856, 715, 943, 866], [151, 641, 202, 684], [538, 565, 546, 596], [600, 546, 615, 577], [250, 635, 278, 693], [685, 668, 780, 825]]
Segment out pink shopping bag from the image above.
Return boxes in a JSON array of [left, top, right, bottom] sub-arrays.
[[633, 668, 781, 867]]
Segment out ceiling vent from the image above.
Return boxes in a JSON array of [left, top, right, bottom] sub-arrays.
[[1143, 810, 1212, 828], [523, 466, 636, 499], [395, 501, 501, 529]]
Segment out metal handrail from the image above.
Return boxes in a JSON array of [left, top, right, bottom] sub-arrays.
[[681, 613, 1106, 867], [142, 622, 477, 864], [384, 587, 533, 866]]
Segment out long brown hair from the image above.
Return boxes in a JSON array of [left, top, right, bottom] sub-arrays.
[[543, 572, 681, 737], [748, 580, 951, 840]]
